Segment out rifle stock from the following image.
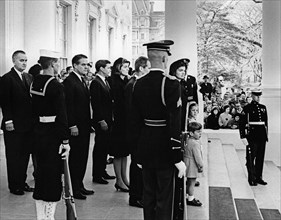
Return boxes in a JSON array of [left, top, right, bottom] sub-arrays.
[[63, 156, 77, 220]]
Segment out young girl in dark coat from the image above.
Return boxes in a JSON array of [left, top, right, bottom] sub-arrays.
[[206, 106, 220, 129]]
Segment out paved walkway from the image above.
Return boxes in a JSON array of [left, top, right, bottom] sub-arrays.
[[0, 133, 143, 220]]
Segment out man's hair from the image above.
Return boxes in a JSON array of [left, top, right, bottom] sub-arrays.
[[38, 57, 58, 70], [135, 56, 149, 72], [66, 66, 72, 72], [12, 50, 26, 60], [188, 122, 202, 133], [72, 54, 87, 66], [95, 60, 111, 72]]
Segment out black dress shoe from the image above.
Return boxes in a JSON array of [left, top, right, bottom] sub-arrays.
[[186, 198, 202, 206], [80, 187, 94, 195], [129, 198, 144, 208], [256, 179, 267, 185], [10, 189, 25, 195], [248, 181, 257, 186], [73, 192, 87, 200], [23, 183, 34, 192], [103, 173, 116, 180], [92, 177, 108, 184]]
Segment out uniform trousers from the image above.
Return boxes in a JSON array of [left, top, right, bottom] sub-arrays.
[[92, 128, 110, 179], [69, 131, 90, 192], [142, 166, 175, 220], [246, 139, 266, 180], [4, 130, 32, 191], [129, 154, 143, 201]]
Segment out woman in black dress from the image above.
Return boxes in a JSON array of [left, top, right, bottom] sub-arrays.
[[108, 57, 130, 192], [30, 50, 70, 219]]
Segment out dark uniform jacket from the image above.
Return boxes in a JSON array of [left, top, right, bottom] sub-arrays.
[[31, 75, 69, 140], [0, 68, 33, 132], [30, 74, 68, 201], [129, 69, 182, 169], [90, 75, 113, 129], [239, 101, 268, 141], [180, 75, 198, 130]]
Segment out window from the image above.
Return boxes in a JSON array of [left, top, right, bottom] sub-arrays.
[[141, 33, 145, 40]]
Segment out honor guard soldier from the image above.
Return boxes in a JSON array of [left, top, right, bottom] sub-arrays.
[[129, 40, 186, 220], [30, 49, 70, 220], [239, 88, 268, 186]]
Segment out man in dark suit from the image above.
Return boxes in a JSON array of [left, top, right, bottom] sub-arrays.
[[125, 56, 151, 208], [199, 75, 213, 101], [239, 89, 268, 186], [0, 50, 34, 195], [63, 54, 94, 199], [129, 41, 186, 220], [90, 59, 115, 184]]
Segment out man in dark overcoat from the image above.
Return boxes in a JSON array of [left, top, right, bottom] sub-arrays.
[[199, 75, 213, 101], [63, 54, 94, 199], [90, 59, 115, 184], [1, 50, 34, 195]]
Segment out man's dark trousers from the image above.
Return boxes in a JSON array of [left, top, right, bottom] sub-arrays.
[[4, 130, 32, 191], [142, 167, 175, 220], [129, 154, 143, 201]]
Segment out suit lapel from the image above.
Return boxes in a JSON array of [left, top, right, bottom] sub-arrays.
[[70, 72, 89, 96]]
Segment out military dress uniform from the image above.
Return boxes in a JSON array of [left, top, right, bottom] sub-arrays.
[[239, 91, 268, 185], [30, 74, 69, 201], [131, 68, 182, 220]]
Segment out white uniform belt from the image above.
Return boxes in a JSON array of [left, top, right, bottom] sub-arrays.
[[144, 119, 166, 127], [249, 121, 265, 125], [39, 116, 56, 123]]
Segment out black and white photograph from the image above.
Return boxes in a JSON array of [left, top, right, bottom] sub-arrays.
[[0, 0, 280, 219]]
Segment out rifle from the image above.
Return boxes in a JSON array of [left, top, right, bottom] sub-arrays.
[[63, 155, 78, 220], [245, 113, 255, 183]]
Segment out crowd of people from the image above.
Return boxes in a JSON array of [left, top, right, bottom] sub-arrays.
[[0, 40, 269, 220], [199, 75, 252, 130]]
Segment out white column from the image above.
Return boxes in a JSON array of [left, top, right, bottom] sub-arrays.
[[165, 0, 204, 124], [262, 0, 281, 166]]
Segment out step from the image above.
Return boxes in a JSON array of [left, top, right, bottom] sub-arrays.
[[209, 186, 237, 220], [222, 144, 254, 199], [208, 138, 230, 187], [236, 149, 279, 211], [235, 198, 263, 220], [186, 132, 209, 220], [260, 208, 281, 220], [263, 161, 281, 212]]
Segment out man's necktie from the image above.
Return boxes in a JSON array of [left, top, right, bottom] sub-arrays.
[[105, 78, 111, 90], [21, 73, 29, 90]]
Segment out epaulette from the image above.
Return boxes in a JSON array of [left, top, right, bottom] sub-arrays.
[[162, 72, 177, 80]]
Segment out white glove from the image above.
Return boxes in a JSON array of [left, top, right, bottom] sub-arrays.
[[241, 138, 248, 146], [175, 161, 186, 178], [59, 144, 70, 160]]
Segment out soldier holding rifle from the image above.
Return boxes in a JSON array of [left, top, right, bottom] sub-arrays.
[[239, 88, 268, 186]]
